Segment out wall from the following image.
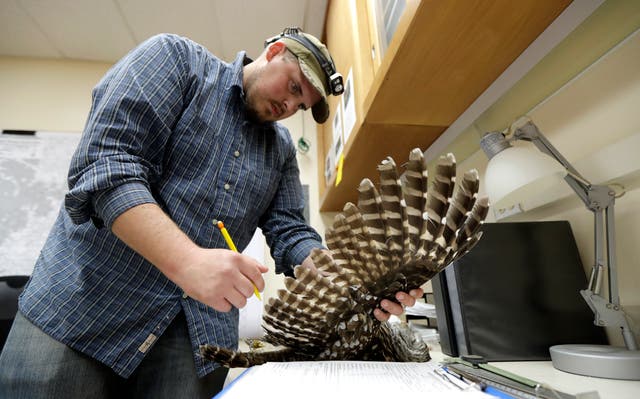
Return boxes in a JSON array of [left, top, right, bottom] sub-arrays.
[[452, 25, 640, 347], [0, 57, 111, 132]]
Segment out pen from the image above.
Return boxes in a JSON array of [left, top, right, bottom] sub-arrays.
[[215, 220, 262, 300], [442, 366, 482, 391], [445, 364, 487, 391], [438, 367, 482, 391], [434, 368, 465, 390]]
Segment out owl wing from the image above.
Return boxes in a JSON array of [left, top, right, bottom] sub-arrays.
[[327, 150, 488, 300], [200, 149, 489, 367]]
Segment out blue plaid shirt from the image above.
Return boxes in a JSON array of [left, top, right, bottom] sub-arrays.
[[19, 34, 323, 378]]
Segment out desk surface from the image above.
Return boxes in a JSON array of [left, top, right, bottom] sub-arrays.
[[427, 346, 640, 399], [486, 359, 639, 399]]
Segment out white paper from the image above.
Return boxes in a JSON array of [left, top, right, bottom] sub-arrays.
[[238, 229, 265, 339], [238, 294, 263, 339], [218, 361, 494, 399], [405, 301, 437, 318], [331, 100, 343, 160], [342, 68, 356, 144], [324, 148, 334, 185]]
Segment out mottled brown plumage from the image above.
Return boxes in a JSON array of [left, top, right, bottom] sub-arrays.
[[200, 149, 489, 367]]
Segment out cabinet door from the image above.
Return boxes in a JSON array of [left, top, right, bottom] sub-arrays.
[[318, 1, 375, 193], [366, 0, 409, 73]]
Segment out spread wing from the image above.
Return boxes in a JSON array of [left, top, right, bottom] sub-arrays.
[[201, 149, 489, 367]]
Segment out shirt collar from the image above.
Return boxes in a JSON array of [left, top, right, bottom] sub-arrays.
[[228, 51, 251, 94]]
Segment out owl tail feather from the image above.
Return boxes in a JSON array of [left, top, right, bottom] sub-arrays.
[[199, 344, 313, 368]]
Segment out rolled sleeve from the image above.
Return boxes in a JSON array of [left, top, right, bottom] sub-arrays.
[[64, 153, 157, 227], [92, 181, 157, 228], [64, 34, 190, 227]]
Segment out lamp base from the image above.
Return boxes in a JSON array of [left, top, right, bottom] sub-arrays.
[[550, 344, 640, 380]]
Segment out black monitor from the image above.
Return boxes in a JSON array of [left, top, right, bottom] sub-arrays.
[[432, 220, 608, 361]]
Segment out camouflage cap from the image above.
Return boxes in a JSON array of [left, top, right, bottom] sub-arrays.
[[276, 32, 334, 123]]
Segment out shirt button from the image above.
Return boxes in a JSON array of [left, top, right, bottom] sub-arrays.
[[224, 183, 231, 190], [234, 150, 240, 157], [182, 292, 188, 299]]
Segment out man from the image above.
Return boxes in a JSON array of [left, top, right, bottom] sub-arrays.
[[0, 29, 422, 398]]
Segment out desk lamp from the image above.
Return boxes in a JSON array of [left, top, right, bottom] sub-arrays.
[[480, 120, 640, 380]]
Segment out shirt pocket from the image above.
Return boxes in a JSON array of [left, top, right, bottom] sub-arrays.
[[241, 162, 281, 220]]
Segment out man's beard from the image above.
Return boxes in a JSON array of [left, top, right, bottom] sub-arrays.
[[243, 69, 267, 124], [244, 100, 263, 124]]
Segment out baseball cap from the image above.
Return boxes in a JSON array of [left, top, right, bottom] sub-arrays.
[[267, 29, 337, 123]]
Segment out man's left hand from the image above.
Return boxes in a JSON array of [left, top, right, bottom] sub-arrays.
[[373, 288, 424, 322]]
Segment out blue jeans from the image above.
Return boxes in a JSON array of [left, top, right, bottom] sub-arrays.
[[0, 311, 228, 399]]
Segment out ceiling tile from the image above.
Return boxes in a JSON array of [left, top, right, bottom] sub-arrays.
[[214, 0, 324, 60], [20, 0, 137, 62], [117, 0, 225, 60], [0, 0, 62, 59]]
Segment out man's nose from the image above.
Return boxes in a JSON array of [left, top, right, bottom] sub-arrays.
[[283, 98, 293, 114]]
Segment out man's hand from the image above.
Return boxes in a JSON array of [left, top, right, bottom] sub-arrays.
[[111, 203, 267, 312], [177, 247, 267, 312], [301, 251, 424, 322], [373, 288, 424, 322]]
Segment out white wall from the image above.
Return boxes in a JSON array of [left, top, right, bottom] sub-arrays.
[[0, 57, 111, 132], [459, 29, 640, 346]]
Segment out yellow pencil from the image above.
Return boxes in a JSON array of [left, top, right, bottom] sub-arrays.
[[215, 220, 262, 300]]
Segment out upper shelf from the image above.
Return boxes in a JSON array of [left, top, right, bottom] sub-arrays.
[[319, 0, 572, 212]]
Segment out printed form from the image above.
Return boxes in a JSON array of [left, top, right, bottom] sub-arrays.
[[216, 360, 494, 399]]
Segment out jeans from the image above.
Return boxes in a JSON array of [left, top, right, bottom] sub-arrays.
[[0, 311, 228, 399]]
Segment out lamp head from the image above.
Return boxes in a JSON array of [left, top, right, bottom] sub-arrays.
[[480, 130, 566, 212], [480, 131, 512, 160]]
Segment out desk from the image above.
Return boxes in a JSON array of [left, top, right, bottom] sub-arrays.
[[221, 344, 640, 399], [484, 359, 639, 399], [427, 345, 640, 399]]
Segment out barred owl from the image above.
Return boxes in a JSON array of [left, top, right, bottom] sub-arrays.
[[201, 148, 489, 367]]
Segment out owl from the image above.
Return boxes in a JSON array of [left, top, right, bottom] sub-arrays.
[[201, 148, 489, 367]]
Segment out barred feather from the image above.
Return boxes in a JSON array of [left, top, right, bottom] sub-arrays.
[[441, 169, 479, 248], [357, 179, 392, 270], [340, 203, 385, 282], [402, 148, 428, 256], [453, 196, 490, 252], [417, 153, 456, 257], [378, 157, 407, 266]]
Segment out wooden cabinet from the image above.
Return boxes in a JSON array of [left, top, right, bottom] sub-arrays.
[[317, 0, 571, 211]]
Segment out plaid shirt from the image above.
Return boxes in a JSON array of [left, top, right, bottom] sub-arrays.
[[19, 34, 323, 378]]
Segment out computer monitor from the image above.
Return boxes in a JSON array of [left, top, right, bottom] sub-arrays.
[[432, 220, 608, 361]]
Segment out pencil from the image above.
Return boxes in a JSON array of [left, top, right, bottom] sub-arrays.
[[215, 220, 262, 300]]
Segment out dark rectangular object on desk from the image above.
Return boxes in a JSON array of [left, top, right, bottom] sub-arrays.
[[432, 221, 608, 361]]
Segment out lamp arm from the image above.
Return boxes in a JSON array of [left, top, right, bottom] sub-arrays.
[[511, 122, 637, 350], [512, 122, 592, 205]]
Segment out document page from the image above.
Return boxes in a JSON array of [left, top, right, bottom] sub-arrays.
[[217, 361, 494, 399]]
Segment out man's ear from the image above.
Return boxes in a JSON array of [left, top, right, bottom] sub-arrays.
[[266, 41, 286, 61]]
